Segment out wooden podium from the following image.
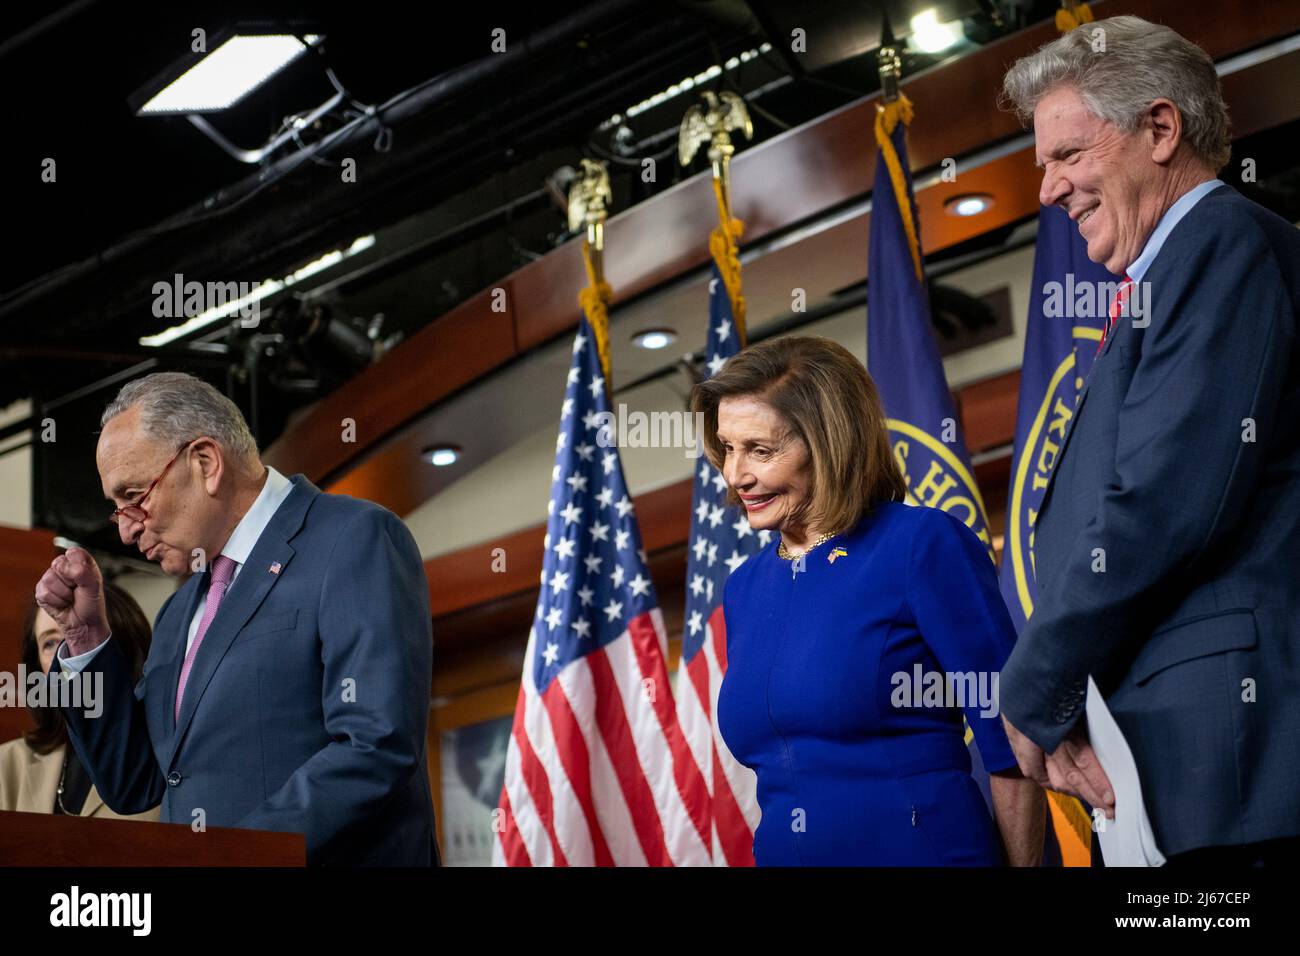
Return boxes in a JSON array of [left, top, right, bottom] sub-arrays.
[[0, 810, 305, 866]]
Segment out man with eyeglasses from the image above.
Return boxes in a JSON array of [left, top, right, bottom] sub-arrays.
[[35, 371, 440, 866]]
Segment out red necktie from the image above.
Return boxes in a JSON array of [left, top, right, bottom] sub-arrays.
[[1097, 275, 1135, 355]]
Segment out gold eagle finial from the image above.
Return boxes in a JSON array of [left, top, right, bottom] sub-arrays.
[[567, 158, 613, 238], [677, 90, 753, 169]]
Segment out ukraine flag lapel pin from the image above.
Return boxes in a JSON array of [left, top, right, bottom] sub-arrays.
[[828, 547, 848, 564]]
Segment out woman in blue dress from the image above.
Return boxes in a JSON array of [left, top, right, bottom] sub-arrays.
[[693, 335, 1045, 866]]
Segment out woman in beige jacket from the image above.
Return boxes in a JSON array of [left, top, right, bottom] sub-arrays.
[[0, 580, 160, 821]]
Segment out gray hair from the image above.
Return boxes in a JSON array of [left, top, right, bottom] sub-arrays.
[[1001, 15, 1230, 171], [101, 372, 260, 468]]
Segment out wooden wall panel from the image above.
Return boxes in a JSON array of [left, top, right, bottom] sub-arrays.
[[0, 526, 57, 743]]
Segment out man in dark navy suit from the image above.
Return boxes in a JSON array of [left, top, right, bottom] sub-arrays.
[[37, 372, 440, 865], [998, 16, 1300, 863]]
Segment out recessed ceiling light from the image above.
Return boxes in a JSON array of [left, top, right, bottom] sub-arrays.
[[424, 445, 460, 467], [632, 329, 677, 350], [944, 194, 995, 217]]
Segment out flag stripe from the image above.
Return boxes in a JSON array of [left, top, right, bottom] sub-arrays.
[[501, 687, 553, 866], [527, 679, 596, 865], [626, 610, 712, 852], [510, 675, 570, 866], [601, 616, 710, 865], [499, 308, 711, 867], [588, 641, 673, 865], [541, 669, 615, 866], [494, 786, 531, 866], [676, 262, 764, 866]]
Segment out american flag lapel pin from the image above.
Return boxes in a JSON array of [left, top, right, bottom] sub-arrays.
[[828, 547, 848, 564], [269, 561, 282, 575]]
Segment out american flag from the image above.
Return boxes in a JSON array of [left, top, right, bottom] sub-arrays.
[[674, 264, 766, 865], [493, 310, 711, 866]]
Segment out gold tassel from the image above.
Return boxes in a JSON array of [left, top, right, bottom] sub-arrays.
[[579, 238, 613, 385], [873, 93, 922, 283], [709, 177, 748, 347], [1056, 2, 1094, 33]]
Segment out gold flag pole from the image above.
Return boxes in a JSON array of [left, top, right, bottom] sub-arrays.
[[568, 158, 614, 384], [1056, 0, 1094, 33], [678, 91, 753, 346], [875, 39, 922, 283]]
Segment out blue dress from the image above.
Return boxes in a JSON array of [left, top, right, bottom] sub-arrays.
[[718, 501, 1020, 866]]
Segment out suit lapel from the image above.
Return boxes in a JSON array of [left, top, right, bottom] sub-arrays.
[[1037, 371, 1093, 520], [1037, 282, 1135, 518], [160, 572, 206, 739], [1035, 187, 1228, 525], [167, 475, 318, 765]]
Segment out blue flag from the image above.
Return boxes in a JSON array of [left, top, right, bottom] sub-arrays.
[[866, 101, 993, 557], [998, 204, 1118, 633], [865, 98, 995, 811], [998, 203, 1119, 866], [677, 264, 766, 865]]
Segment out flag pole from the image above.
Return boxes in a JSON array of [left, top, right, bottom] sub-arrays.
[[678, 90, 753, 346], [875, 27, 922, 284], [568, 158, 614, 384]]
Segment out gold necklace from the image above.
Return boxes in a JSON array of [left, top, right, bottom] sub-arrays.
[[777, 531, 834, 560]]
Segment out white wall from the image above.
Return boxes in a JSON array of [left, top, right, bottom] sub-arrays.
[[2, 238, 1039, 596], [0, 400, 32, 530], [405, 242, 1039, 559]]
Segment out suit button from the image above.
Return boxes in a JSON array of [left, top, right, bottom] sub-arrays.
[[167, 771, 183, 787]]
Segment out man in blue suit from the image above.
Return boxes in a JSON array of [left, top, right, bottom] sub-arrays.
[[998, 16, 1300, 863], [36, 371, 439, 865]]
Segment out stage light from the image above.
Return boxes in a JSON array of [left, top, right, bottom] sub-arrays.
[[136, 34, 323, 115], [632, 329, 677, 350], [605, 44, 772, 125], [909, 10, 962, 54], [425, 446, 461, 467], [944, 194, 994, 217], [139, 235, 375, 347]]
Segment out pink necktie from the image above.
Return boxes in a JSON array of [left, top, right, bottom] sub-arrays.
[[175, 554, 237, 721], [1097, 274, 1135, 355]]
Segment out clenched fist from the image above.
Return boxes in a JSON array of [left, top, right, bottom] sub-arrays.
[[35, 547, 110, 657]]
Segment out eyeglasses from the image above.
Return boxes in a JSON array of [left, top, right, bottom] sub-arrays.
[[109, 440, 195, 526]]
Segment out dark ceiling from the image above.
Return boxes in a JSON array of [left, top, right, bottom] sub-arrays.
[[0, 0, 1066, 407], [2, 0, 1122, 553]]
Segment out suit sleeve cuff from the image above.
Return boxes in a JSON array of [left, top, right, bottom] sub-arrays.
[[56, 632, 112, 673]]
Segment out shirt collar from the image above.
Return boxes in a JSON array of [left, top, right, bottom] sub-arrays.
[[1126, 178, 1224, 282], [217, 466, 294, 569]]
